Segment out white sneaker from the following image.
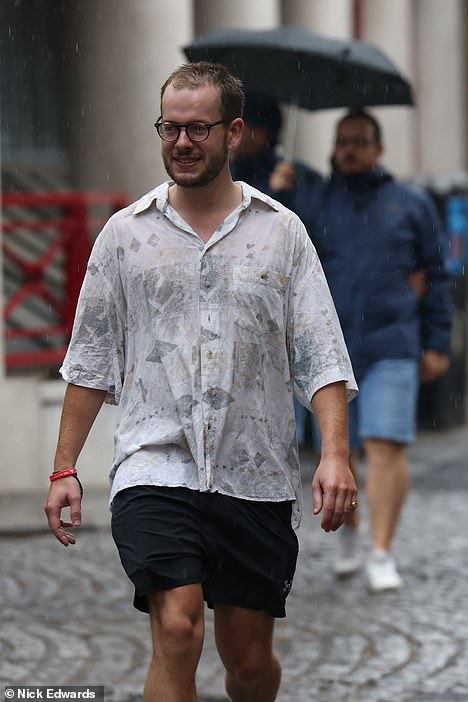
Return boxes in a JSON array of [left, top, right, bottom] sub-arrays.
[[333, 525, 362, 577], [366, 551, 402, 592]]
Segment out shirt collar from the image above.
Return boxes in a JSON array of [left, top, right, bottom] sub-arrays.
[[133, 182, 170, 215], [132, 180, 281, 216]]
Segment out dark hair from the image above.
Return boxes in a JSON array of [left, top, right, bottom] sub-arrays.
[[160, 62, 245, 122], [339, 109, 382, 144], [243, 93, 282, 136]]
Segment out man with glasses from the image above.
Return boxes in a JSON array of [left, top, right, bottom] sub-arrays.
[[301, 109, 452, 592], [45, 62, 357, 702]]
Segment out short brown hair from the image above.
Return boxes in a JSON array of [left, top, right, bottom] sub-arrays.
[[160, 62, 245, 122]]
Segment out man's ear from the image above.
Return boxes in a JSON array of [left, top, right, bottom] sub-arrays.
[[227, 118, 244, 151]]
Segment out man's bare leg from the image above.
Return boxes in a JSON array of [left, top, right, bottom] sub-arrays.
[[144, 584, 204, 702], [214, 604, 280, 702]]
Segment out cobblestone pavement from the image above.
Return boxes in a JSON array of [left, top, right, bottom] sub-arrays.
[[1, 428, 468, 702]]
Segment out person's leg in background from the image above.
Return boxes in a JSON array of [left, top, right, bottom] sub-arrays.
[[363, 438, 410, 590], [360, 359, 419, 592]]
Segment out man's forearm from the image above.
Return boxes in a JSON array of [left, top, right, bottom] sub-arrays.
[[309, 380, 356, 531], [311, 381, 349, 458], [54, 383, 107, 469]]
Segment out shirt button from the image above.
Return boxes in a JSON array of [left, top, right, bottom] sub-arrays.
[[207, 351, 213, 359]]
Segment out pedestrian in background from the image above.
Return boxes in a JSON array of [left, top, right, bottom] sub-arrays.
[[230, 92, 323, 446], [302, 109, 452, 592], [45, 62, 358, 702]]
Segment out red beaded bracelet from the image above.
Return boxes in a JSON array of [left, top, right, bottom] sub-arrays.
[[49, 468, 78, 482]]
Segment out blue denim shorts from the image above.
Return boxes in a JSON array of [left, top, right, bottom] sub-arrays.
[[312, 358, 419, 450], [348, 358, 419, 448]]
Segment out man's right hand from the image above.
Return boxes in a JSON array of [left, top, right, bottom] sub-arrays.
[[44, 383, 106, 546], [44, 477, 82, 546]]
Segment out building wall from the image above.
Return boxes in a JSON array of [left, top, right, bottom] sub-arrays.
[[416, 0, 466, 173], [67, 0, 194, 200]]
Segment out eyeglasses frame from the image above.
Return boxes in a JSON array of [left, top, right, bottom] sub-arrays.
[[154, 118, 229, 142]]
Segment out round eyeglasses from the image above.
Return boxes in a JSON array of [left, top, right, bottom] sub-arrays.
[[154, 119, 228, 142]]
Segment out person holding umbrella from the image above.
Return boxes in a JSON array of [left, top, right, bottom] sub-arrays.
[[303, 109, 452, 592], [44, 62, 358, 702]]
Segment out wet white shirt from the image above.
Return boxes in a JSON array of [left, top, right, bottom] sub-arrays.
[[61, 181, 357, 527]]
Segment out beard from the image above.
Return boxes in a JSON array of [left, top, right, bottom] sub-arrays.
[[163, 138, 229, 188]]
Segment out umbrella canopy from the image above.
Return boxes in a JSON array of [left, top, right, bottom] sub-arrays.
[[183, 25, 414, 111]]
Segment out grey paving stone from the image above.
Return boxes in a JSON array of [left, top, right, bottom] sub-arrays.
[[1, 428, 468, 701]]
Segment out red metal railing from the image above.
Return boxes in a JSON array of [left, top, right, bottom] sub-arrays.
[[2, 191, 127, 370]]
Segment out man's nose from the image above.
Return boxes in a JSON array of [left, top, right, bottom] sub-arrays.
[[175, 127, 192, 145]]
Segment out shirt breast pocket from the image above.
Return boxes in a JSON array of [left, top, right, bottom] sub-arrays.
[[232, 264, 290, 336]]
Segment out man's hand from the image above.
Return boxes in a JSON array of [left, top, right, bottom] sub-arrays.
[[44, 383, 106, 545], [420, 349, 450, 383], [44, 477, 82, 547], [408, 269, 428, 301], [269, 162, 296, 192], [312, 454, 357, 532]]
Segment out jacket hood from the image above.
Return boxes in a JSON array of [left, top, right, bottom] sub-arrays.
[[329, 165, 393, 208]]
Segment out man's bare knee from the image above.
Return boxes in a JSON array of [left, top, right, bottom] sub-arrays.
[[157, 611, 203, 659], [226, 650, 277, 687], [148, 586, 204, 664]]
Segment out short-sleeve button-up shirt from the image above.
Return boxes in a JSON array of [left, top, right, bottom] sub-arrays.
[[61, 181, 357, 527]]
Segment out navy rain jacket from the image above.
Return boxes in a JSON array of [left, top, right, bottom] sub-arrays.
[[299, 166, 453, 379]]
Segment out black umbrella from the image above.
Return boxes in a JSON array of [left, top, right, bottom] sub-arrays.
[[183, 25, 414, 111]]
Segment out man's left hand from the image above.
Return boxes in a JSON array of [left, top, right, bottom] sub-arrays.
[[312, 455, 357, 532]]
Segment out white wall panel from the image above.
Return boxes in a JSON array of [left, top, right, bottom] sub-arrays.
[[195, 0, 279, 33], [361, 0, 415, 177], [416, 0, 466, 174], [68, 0, 193, 200]]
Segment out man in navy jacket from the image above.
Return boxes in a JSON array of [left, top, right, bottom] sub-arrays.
[[303, 110, 452, 591]]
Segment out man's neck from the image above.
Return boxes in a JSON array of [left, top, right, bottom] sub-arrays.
[[170, 171, 240, 213], [169, 174, 242, 243]]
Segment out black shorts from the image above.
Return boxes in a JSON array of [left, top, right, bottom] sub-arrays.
[[111, 485, 299, 618]]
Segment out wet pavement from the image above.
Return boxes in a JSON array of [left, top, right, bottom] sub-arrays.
[[1, 427, 468, 702]]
